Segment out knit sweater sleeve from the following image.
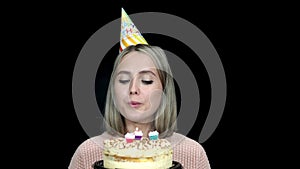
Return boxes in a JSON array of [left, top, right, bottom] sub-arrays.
[[68, 142, 85, 169], [171, 133, 211, 169], [68, 136, 105, 169]]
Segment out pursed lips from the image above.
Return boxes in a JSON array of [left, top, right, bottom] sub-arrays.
[[128, 101, 142, 108]]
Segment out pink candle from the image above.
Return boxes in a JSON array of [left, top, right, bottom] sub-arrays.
[[125, 132, 135, 143]]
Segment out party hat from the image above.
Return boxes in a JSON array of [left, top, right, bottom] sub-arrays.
[[120, 8, 148, 52]]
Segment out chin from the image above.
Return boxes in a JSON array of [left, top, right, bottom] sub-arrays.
[[123, 113, 155, 124]]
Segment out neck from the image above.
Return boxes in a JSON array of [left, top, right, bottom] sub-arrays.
[[125, 119, 154, 137]]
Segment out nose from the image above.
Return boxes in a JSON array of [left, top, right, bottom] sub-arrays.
[[129, 77, 139, 95]]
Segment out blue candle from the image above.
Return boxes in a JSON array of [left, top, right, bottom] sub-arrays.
[[149, 130, 159, 140]]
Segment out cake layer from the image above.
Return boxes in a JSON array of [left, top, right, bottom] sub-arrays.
[[103, 152, 172, 169]]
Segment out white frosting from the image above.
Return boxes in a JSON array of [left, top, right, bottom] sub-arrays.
[[148, 130, 159, 137], [134, 130, 143, 136], [103, 137, 171, 157], [125, 132, 135, 139]]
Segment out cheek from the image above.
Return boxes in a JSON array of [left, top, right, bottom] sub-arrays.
[[140, 89, 163, 115], [144, 87, 163, 104], [149, 89, 163, 102], [114, 84, 127, 101]]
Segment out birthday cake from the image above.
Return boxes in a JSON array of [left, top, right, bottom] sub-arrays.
[[102, 131, 173, 169]]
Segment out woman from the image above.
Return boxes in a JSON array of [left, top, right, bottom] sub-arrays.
[[69, 44, 211, 169]]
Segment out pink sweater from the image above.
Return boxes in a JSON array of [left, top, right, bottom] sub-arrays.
[[69, 132, 211, 169]]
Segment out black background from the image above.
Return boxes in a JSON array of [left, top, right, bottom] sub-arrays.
[[8, 1, 294, 168]]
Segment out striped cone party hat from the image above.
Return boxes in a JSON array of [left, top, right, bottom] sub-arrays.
[[120, 8, 148, 52]]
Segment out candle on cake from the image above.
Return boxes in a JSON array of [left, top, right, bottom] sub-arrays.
[[148, 130, 159, 140], [134, 127, 143, 140], [125, 132, 135, 143]]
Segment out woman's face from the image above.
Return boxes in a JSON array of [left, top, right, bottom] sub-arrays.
[[114, 51, 163, 123]]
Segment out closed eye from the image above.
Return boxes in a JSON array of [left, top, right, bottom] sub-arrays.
[[142, 80, 153, 85], [119, 80, 130, 84]]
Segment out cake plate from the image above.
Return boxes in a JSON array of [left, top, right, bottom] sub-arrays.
[[93, 160, 182, 169]]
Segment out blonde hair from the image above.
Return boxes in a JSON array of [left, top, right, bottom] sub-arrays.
[[104, 44, 177, 138]]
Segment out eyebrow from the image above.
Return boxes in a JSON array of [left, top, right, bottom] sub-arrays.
[[117, 71, 130, 76], [117, 70, 157, 77], [139, 70, 157, 77]]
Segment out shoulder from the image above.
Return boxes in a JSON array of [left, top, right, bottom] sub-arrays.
[[68, 132, 114, 169], [75, 132, 114, 153], [169, 132, 206, 152]]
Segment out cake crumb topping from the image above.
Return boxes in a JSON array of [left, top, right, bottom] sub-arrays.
[[104, 137, 171, 150]]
